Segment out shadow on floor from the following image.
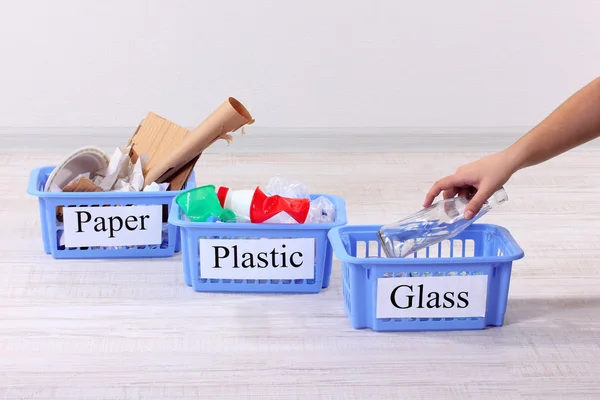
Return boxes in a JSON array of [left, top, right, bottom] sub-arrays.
[[505, 296, 600, 325], [366, 296, 600, 346]]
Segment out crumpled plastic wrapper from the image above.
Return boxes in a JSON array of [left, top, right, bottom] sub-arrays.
[[306, 195, 336, 224], [264, 175, 336, 224], [266, 174, 310, 198]]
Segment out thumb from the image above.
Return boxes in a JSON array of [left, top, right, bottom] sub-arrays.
[[464, 185, 495, 220]]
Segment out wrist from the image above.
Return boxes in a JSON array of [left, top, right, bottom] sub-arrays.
[[501, 145, 528, 174]]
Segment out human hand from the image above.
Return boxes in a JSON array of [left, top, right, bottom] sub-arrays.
[[423, 151, 517, 219]]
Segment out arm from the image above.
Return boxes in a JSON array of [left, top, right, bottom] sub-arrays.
[[506, 75, 600, 171], [424, 75, 600, 219]]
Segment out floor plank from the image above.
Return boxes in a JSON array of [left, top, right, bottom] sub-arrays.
[[2, 140, 600, 399]]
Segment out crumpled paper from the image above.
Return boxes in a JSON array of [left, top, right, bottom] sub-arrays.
[[143, 182, 170, 192], [52, 146, 170, 193], [91, 146, 146, 192]]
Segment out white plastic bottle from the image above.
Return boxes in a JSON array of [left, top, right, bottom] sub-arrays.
[[216, 186, 256, 223]]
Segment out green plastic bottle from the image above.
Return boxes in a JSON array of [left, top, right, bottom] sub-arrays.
[[175, 184, 236, 222]]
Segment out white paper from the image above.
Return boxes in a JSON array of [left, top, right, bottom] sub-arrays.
[[93, 147, 130, 191], [143, 182, 169, 192], [52, 147, 164, 193], [49, 183, 63, 193], [129, 159, 145, 190], [376, 275, 488, 319], [87, 146, 150, 192], [62, 205, 163, 247], [198, 238, 316, 280]]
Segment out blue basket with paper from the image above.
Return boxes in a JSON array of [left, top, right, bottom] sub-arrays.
[[327, 223, 524, 332], [168, 179, 347, 294], [27, 164, 196, 259], [25, 99, 261, 260]]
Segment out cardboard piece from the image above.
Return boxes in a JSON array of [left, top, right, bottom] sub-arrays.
[[56, 177, 104, 221], [142, 97, 254, 188], [127, 112, 197, 191], [62, 176, 104, 193]]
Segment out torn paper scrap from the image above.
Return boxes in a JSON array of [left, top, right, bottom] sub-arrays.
[[62, 176, 104, 193], [49, 146, 165, 193], [93, 146, 132, 191], [143, 182, 170, 192], [88, 146, 148, 192]]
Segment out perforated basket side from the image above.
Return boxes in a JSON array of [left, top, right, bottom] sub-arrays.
[[329, 224, 524, 332], [170, 194, 348, 294], [28, 166, 196, 259]]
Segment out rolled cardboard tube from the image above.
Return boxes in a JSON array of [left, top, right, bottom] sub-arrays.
[[143, 97, 254, 186]]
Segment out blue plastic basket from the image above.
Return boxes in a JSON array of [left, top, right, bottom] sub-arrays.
[[27, 166, 196, 259], [327, 224, 524, 332], [168, 194, 347, 293]]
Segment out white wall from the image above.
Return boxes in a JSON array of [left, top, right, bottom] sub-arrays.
[[0, 0, 599, 129]]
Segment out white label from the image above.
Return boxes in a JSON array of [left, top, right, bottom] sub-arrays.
[[376, 275, 488, 319], [62, 205, 163, 247], [199, 238, 315, 280]]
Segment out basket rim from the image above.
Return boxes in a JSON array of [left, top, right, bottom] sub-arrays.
[[327, 223, 525, 265], [27, 166, 196, 198]]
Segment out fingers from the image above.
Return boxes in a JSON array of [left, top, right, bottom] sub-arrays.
[[423, 178, 450, 207], [423, 175, 467, 207], [443, 188, 458, 200], [464, 184, 496, 219]]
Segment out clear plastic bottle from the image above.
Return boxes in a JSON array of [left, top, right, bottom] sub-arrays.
[[377, 187, 509, 258]]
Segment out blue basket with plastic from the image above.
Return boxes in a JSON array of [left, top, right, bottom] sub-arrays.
[[27, 166, 196, 259], [327, 224, 524, 332], [168, 194, 347, 294]]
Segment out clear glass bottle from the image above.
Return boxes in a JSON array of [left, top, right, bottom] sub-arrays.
[[378, 187, 508, 258]]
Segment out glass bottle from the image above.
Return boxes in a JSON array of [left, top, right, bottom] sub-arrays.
[[377, 187, 508, 258]]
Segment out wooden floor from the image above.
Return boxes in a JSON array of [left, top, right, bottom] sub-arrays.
[[3, 135, 600, 399]]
